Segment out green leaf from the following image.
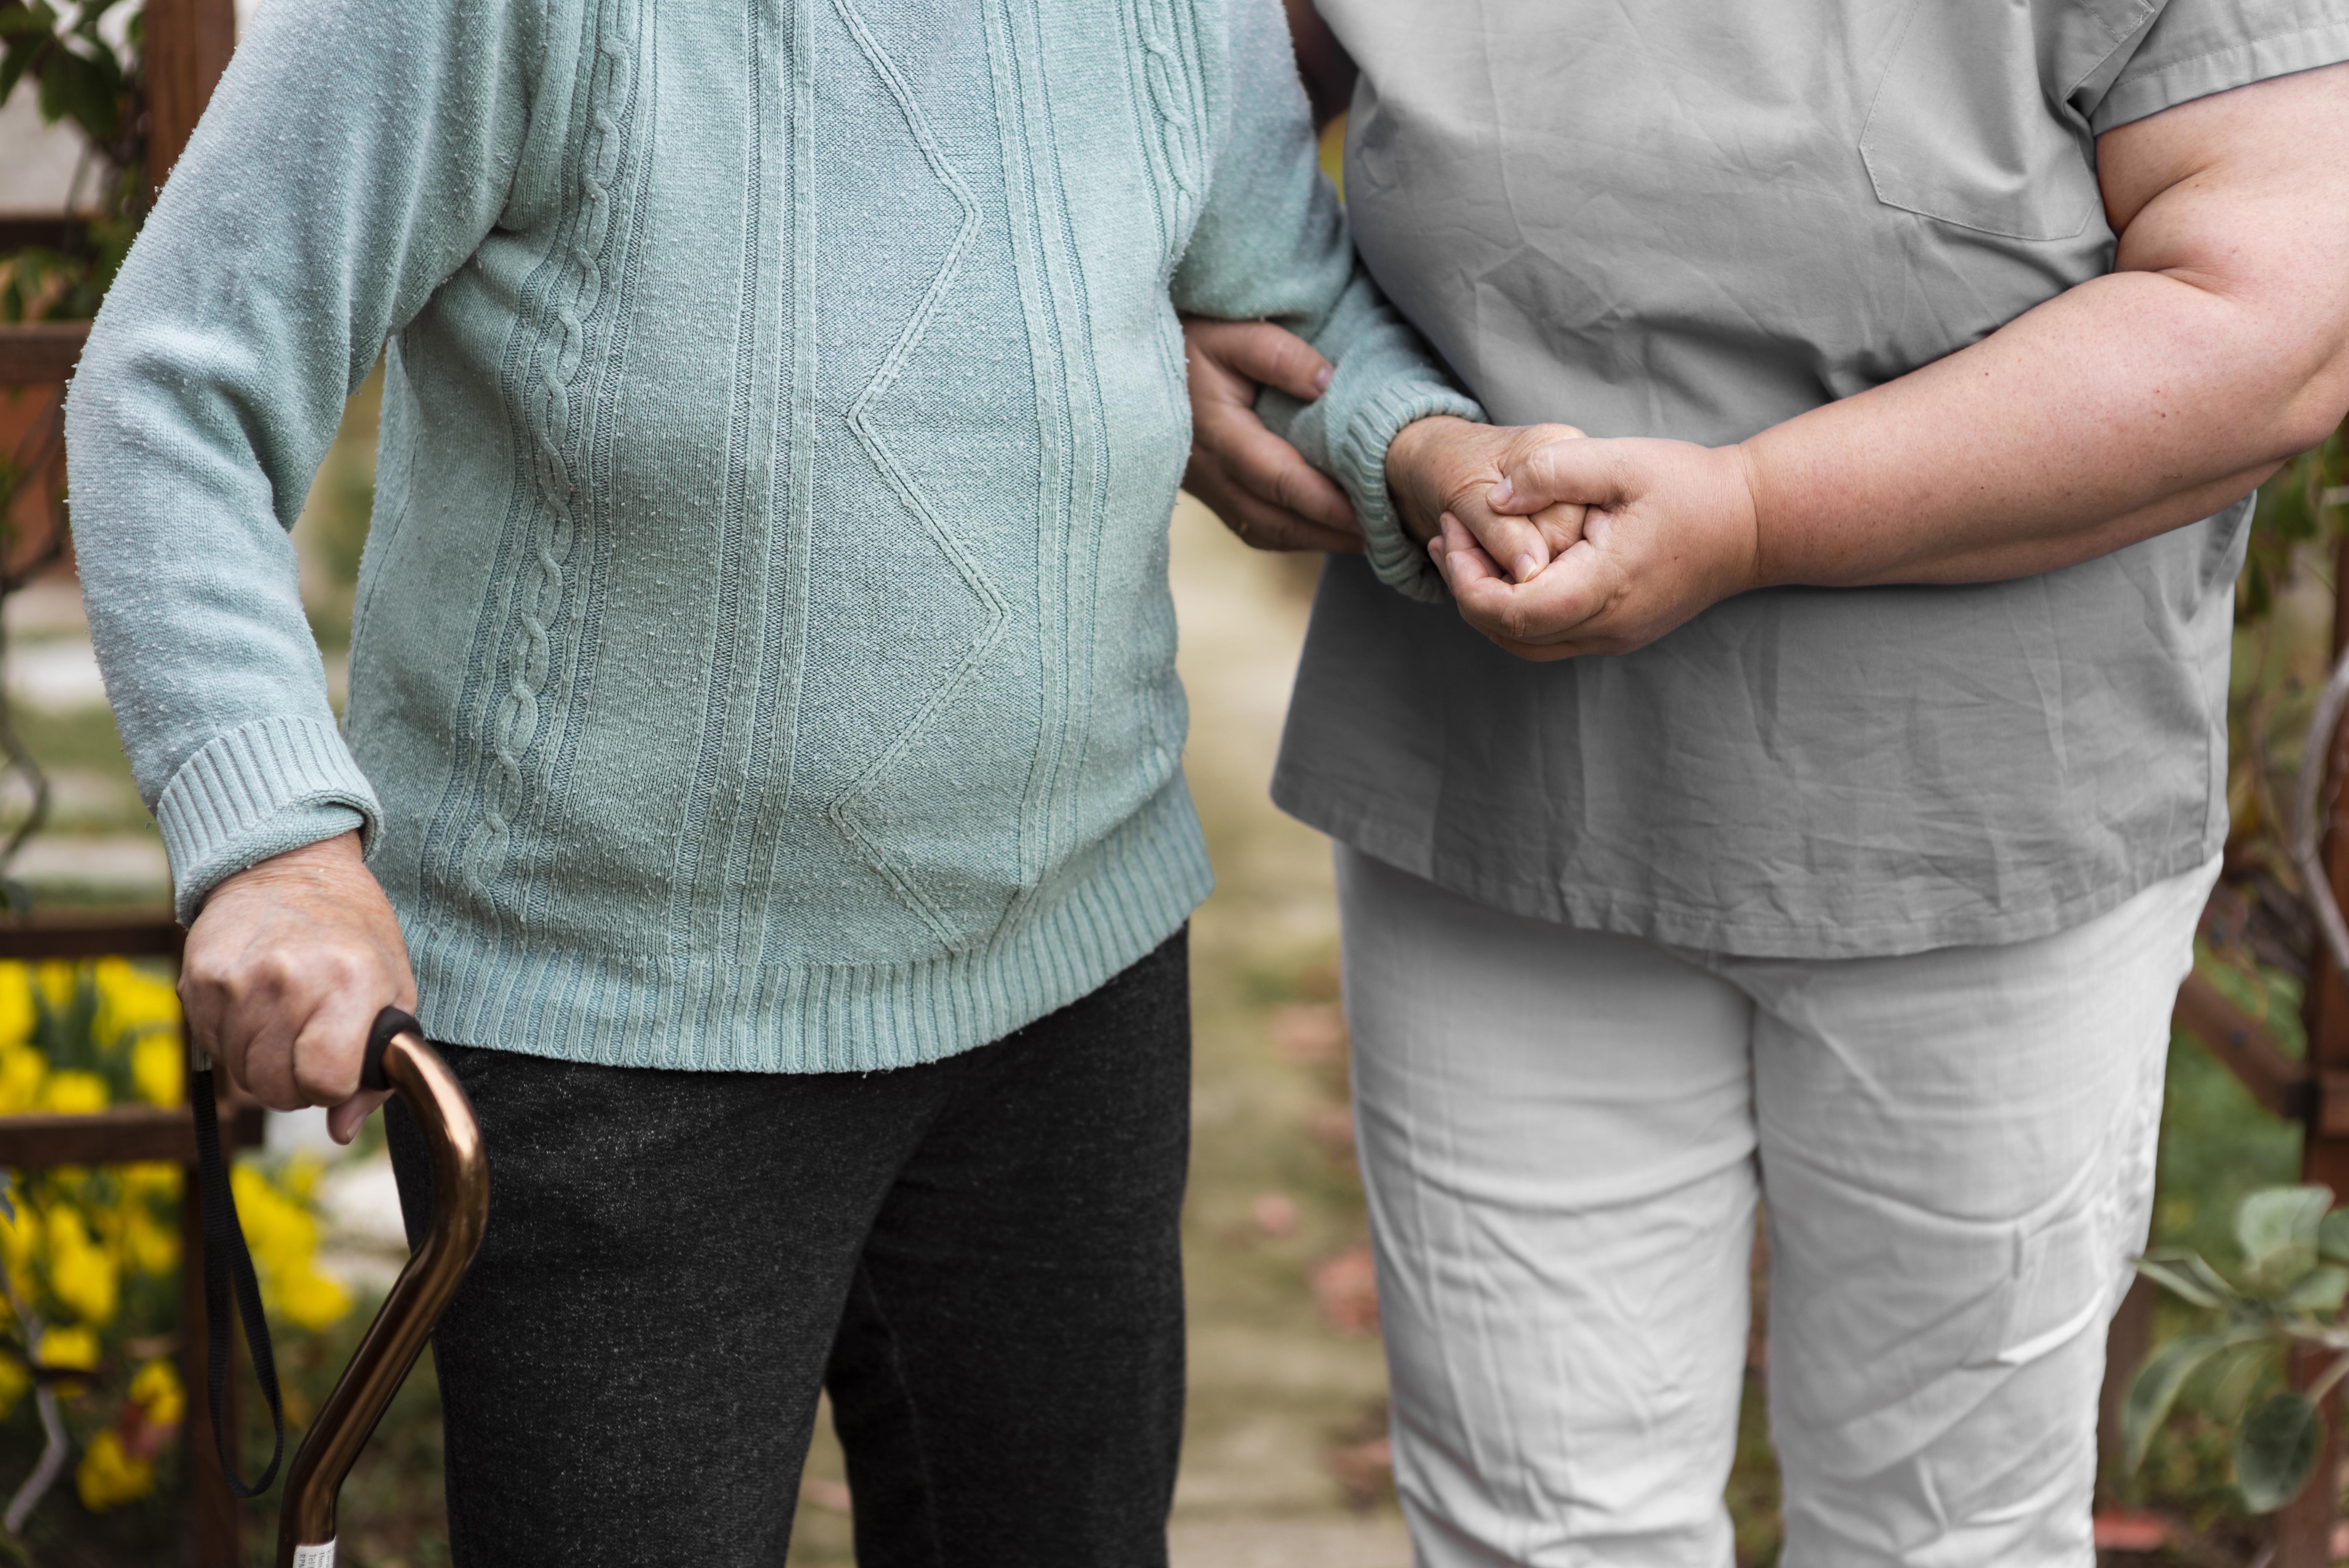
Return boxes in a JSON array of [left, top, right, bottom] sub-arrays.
[[2283, 1265, 2349, 1316], [0, 4, 61, 39], [2317, 1208, 2349, 1263], [2237, 1391, 2324, 1511], [2209, 1337, 2280, 1422], [34, 43, 117, 144], [2239, 1187, 2333, 1267], [2126, 1334, 2227, 1472], [2137, 1249, 2240, 1310]]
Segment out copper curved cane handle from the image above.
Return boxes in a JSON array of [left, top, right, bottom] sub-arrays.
[[276, 1031, 488, 1568]]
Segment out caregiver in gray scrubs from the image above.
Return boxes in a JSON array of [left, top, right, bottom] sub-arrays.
[[1185, 2, 2349, 1561]]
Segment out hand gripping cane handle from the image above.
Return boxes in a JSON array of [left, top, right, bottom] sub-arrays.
[[277, 1008, 489, 1568]]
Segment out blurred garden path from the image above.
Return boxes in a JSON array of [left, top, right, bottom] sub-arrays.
[[1162, 498, 1410, 1566], [2, 579, 169, 901]]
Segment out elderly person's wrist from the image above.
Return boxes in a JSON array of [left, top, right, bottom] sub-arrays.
[[1384, 414, 1486, 545]]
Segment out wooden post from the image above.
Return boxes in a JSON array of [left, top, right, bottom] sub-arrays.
[[2278, 522, 2349, 1567], [142, 0, 237, 197]]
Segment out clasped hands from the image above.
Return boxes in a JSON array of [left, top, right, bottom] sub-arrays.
[[1184, 318, 1767, 660]]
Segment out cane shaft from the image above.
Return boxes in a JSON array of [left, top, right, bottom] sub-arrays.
[[276, 1033, 487, 1568]]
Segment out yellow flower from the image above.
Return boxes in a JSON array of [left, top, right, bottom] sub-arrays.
[[36, 1323, 98, 1373], [75, 1429, 157, 1512], [1, 1203, 39, 1305], [44, 1205, 118, 1326], [228, 1166, 351, 1331], [91, 959, 180, 1060], [280, 1153, 324, 1204], [0, 1352, 28, 1420], [32, 961, 76, 1017], [39, 1071, 109, 1115], [0, 1199, 37, 1266], [0, 1042, 44, 1113], [229, 1166, 318, 1271], [118, 1164, 180, 1204], [123, 1206, 179, 1277], [0, 963, 32, 1051], [130, 1034, 183, 1108], [274, 1265, 354, 1333], [36, 1324, 100, 1399], [128, 1358, 184, 1427]]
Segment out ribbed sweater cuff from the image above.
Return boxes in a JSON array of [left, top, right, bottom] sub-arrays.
[[1336, 381, 1486, 605], [154, 716, 382, 922]]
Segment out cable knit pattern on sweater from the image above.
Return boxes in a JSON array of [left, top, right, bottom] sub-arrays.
[[434, 0, 647, 932], [67, 0, 1481, 1072]]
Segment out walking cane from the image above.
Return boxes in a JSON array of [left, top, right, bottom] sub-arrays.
[[190, 1007, 488, 1568]]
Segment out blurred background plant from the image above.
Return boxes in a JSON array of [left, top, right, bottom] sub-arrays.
[[2126, 1187, 2349, 1515], [2086, 435, 2349, 1559], [0, 0, 148, 324]]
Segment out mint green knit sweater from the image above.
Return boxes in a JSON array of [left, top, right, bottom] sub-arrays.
[[66, 0, 1475, 1071]]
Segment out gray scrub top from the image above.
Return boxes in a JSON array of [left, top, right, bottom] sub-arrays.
[[1272, 0, 2349, 959]]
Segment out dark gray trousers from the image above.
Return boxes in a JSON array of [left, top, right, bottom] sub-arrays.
[[388, 932, 1190, 1568]]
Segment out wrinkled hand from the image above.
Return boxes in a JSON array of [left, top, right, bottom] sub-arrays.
[[1385, 416, 1588, 581], [180, 832, 415, 1143], [1430, 435, 1763, 660], [1182, 318, 1362, 553]]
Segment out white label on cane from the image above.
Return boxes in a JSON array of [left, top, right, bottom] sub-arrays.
[[293, 1541, 336, 1567]]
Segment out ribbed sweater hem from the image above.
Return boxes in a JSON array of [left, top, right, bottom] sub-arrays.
[[401, 784, 1214, 1073], [154, 715, 384, 921], [1339, 381, 1484, 606]]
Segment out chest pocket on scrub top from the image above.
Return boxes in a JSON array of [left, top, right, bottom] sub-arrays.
[[1857, 0, 2150, 242]]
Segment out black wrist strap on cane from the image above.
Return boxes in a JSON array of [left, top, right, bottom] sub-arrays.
[[193, 1005, 421, 1497]]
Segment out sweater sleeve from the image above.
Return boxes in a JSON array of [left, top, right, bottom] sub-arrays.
[[1169, 0, 1479, 604], [65, 0, 539, 921]]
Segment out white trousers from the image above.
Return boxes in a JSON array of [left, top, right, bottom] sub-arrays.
[[1334, 846, 2218, 1568]]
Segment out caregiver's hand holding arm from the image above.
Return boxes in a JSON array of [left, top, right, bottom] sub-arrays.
[[1182, 318, 1364, 554], [1432, 61, 2349, 658]]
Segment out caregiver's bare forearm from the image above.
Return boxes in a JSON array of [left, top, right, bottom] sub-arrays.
[[1740, 64, 2349, 589], [1738, 279, 2331, 586], [1852, 458, 2285, 586]]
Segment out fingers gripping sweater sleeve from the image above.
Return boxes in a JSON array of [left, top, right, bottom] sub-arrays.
[[65, 0, 538, 921], [1169, 0, 1479, 602]]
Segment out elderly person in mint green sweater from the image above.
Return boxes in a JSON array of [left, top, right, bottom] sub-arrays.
[[63, 0, 1487, 1559]]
